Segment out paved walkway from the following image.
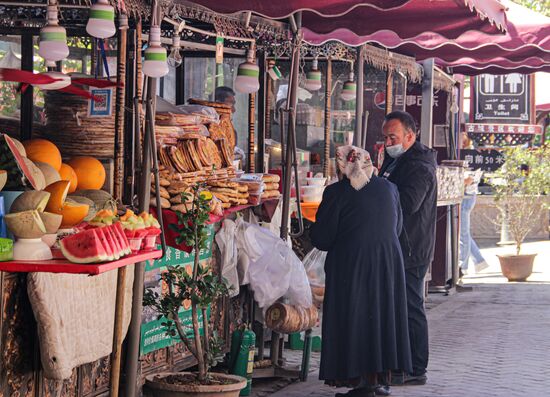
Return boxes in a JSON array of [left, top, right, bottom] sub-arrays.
[[265, 240, 550, 397]]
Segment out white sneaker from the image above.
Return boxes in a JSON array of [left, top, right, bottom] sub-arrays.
[[475, 261, 489, 273]]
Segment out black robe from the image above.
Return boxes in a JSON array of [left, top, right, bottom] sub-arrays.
[[311, 176, 412, 384]]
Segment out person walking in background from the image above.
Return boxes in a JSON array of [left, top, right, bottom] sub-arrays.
[[379, 111, 437, 386], [459, 132, 488, 278], [311, 146, 412, 397]]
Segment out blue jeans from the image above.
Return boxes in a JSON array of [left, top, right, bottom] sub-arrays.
[[459, 194, 485, 270]]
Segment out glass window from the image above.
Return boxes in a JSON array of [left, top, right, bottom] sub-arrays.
[[0, 36, 22, 123]]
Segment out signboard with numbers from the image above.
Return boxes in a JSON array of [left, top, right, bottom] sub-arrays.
[[472, 74, 531, 124], [140, 224, 215, 355], [460, 149, 505, 171]]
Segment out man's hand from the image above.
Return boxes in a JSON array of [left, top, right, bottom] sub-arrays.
[[464, 176, 474, 186]]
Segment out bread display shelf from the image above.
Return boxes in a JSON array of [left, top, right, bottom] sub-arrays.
[[0, 250, 162, 275]]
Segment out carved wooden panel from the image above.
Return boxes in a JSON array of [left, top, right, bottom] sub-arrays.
[[78, 356, 111, 396], [40, 369, 78, 397]]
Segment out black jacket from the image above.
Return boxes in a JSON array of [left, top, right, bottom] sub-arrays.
[[379, 141, 437, 269]]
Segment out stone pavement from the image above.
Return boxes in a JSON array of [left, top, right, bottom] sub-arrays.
[[258, 240, 550, 397]]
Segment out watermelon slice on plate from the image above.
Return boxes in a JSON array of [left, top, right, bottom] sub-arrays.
[[60, 228, 110, 263], [105, 225, 123, 259]]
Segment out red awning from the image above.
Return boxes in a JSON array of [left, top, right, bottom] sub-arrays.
[[187, 0, 507, 39], [336, 0, 549, 62]]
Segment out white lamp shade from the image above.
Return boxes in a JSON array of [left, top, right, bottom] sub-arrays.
[[304, 69, 322, 91], [38, 25, 69, 62], [37, 71, 71, 90], [341, 81, 357, 101], [235, 62, 260, 94], [86, 0, 116, 39], [143, 46, 169, 78]]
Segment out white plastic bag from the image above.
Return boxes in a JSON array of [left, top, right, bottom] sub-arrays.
[[303, 248, 327, 288], [284, 251, 313, 308], [215, 220, 239, 297]]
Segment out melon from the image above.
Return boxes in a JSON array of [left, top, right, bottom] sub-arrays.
[[23, 139, 62, 171], [22, 157, 46, 190], [93, 227, 116, 261], [5, 210, 47, 238], [59, 163, 78, 193], [39, 212, 63, 234], [0, 170, 7, 191], [59, 201, 89, 229], [60, 228, 109, 263], [10, 138, 26, 157], [10, 191, 51, 213], [68, 157, 106, 190], [44, 180, 70, 212], [74, 189, 117, 212], [66, 195, 97, 221], [35, 162, 61, 185]]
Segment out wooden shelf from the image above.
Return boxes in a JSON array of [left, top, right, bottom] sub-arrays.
[[0, 250, 162, 276]]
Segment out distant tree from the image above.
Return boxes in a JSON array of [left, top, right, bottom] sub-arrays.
[[511, 0, 550, 16]]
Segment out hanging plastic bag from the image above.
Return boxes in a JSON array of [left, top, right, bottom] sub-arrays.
[[215, 219, 239, 297], [284, 249, 313, 309], [303, 248, 327, 305]]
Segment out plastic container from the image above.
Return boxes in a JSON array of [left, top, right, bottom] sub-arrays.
[[306, 177, 327, 186], [301, 185, 325, 196], [141, 235, 157, 251], [302, 193, 323, 203], [128, 237, 144, 253]]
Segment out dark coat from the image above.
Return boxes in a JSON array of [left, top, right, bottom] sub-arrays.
[[379, 141, 437, 269], [311, 176, 412, 383]]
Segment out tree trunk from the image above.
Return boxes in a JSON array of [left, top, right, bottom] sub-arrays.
[[192, 302, 207, 381]]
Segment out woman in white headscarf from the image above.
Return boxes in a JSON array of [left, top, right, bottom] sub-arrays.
[[311, 146, 412, 397]]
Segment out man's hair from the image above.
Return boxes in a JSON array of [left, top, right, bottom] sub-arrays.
[[215, 86, 236, 103], [384, 110, 417, 135]]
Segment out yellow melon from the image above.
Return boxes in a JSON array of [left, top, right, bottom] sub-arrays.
[[23, 139, 62, 171], [68, 157, 106, 190], [58, 163, 78, 193], [35, 162, 61, 186], [58, 201, 89, 229], [44, 180, 70, 212]]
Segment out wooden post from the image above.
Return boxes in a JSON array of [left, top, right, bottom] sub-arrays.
[[109, 266, 127, 397], [20, 33, 33, 141], [114, 14, 129, 200], [323, 60, 332, 178], [386, 70, 393, 115], [264, 60, 275, 140], [248, 93, 256, 172]]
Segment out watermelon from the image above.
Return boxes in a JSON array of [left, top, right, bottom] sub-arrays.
[[60, 229, 109, 263], [113, 222, 131, 255], [93, 227, 115, 261], [105, 226, 123, 259]]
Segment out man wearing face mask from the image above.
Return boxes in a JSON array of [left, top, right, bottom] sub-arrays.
[[379, 110, 437, 387]]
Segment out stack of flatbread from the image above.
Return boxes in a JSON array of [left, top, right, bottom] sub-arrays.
[[262, 174, 281, 200], [208, 180, 249, 209]]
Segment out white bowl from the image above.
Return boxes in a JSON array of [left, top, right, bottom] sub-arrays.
[[302, 193, 323, 203], [302, 185, 325, 195], [42, 233, 58, 247], [306, 177, 327, 186]]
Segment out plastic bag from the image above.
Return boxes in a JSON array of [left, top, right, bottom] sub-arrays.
[[284, 250, 313, 309], [303, 248, 327, 287], [176, 104, 220, 124], [215, 219, 239, 297]]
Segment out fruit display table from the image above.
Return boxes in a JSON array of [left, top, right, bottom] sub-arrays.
[[0, 249, 162, 396]]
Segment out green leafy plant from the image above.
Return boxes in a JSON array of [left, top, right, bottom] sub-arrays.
[[144, 183, 231, 383], [490, 145, 550, 255]]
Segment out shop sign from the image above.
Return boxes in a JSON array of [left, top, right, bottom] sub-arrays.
[[460, 149, 505, 171], [88, 87, 113, 117], [472, 74, 531, 123], [465, 123, 542, 135]]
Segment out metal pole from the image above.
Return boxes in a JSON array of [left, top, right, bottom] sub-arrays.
[[257, 52, 267, 172], [124, 75, 157, 397], [421, 59, 435, 148], [248, 93, 256, 172], [20, 33, 33, 141], [323, 60, 332, 178], [353, 46, 364, 147], [114, 14, 128, 201]]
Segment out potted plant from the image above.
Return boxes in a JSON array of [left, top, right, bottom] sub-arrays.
[[144, 184, 246, 396], [490, 145, 549, 282]]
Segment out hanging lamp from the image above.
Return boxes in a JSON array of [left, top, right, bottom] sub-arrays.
[[38, 2, 69, 62], [304, 58, 322, 92], [341, 63, 357, 101], [167, 35, 183, 68], [235, 45, 260, 94], [143, 26, 169, 78], [86, 0, 116, 39]]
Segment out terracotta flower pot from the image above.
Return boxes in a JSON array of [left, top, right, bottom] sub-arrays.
[[497, 254, 537, 282], [145, 372, 247, 397]]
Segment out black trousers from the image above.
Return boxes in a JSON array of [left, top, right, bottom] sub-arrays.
[[405, 264, 429, 375]]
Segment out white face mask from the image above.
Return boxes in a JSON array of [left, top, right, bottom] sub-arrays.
[[386, 143, 406, 158]]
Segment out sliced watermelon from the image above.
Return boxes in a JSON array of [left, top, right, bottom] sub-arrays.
[[135, 228, 149, 238], [60, 228, 109, 263], [105, 226, 123, 259], [113, 222, 131, 255], [93, 227, 115, 261], [146, 226, 162, 237]]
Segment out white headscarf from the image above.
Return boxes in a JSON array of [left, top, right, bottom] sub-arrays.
[[336, 145, 375, 191]]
